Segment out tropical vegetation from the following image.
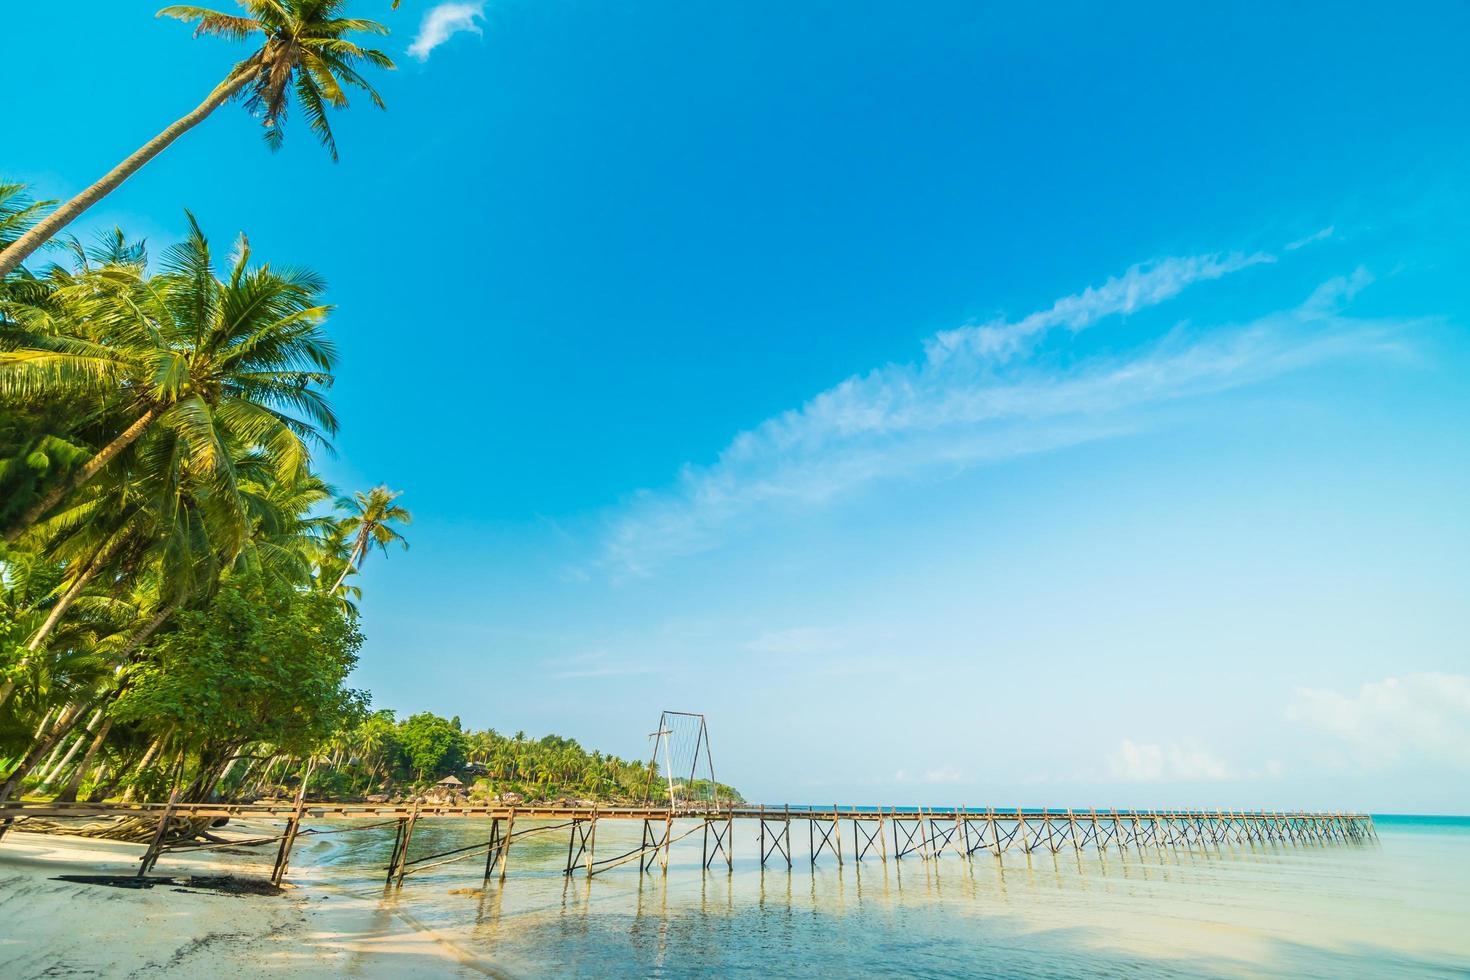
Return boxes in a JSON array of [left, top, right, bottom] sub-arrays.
[[0, 2, 733, 818]]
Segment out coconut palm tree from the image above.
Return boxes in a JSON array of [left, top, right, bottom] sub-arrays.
[[0, 182, 54, 256], [0, 2, 393, 277], [0, 214, 339, 544], [328, 486, 410, 593]]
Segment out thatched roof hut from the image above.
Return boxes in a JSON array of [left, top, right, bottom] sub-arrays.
[[436, 775, 464, 788]]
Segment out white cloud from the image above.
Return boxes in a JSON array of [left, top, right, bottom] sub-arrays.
[[408, 2, 485, 61], [1285, 225, 1336, 250], [596, 249, 1407, 577], [924, 251, 1272, 364], [1288, 673, 1470, 768], [1107, 740, 1234, 782]]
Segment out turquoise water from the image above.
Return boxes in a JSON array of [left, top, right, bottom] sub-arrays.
[[296, 813, 1470, 978]]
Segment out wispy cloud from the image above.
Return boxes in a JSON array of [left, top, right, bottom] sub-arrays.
[[408, 2, 485, 62], [1288, 673, 1470, 768], [925, 251, 1272, 364], [1286, 225, 1336, 250], [596, 248, 1406, 577]]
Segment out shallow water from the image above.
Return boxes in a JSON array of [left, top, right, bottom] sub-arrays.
[[293, 813, 1470, 978]]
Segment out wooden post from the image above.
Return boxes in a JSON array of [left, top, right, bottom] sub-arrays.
[[567, 818, 581, 876], [832, 804, 844, 867], [662, 810, 673, 873], [270, 760, 314, 886], [759, 804, 766, 869], [783, 804, 792, 868], [878, 807, 889, 863], [386, 818, 407, 884], [394, 803, 421, 886], [136, 785, 181, 878], [483, 816, 502, 884], [585, 806, 598, 879]]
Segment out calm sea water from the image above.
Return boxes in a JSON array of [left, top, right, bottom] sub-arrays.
[[293, 813, 1470, 978]]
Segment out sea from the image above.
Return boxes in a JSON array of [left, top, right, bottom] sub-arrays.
[[294, 812, 1470, 978]]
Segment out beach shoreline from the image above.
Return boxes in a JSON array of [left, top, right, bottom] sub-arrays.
[[0, 823, 502, 978]]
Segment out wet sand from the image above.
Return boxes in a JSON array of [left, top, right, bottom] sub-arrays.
[[0, 823, 500, 978]]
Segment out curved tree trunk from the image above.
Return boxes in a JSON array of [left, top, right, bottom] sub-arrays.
[[1, 405, 163, 548], [54, 718, 113, 803], [0, 74, 250, 278], [0, 701, 89, 803], [329, 534, 370, 594], [0, 602, 177, 803], [0, 540, 124, 709], [120, 725, 174, 803]]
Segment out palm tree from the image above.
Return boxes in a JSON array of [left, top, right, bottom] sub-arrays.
[[0, 2, 393, 277], [328, 486, 410, 593], [0, 215, 339, 544], [0, 182, 54, 255]]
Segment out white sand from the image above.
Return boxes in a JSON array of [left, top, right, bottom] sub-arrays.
[[0, 823, 504, 978]]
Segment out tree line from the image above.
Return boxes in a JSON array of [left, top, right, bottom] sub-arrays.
[[313, 713, 743, 804]]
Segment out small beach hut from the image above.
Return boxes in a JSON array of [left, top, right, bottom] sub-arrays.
[[436, 775, 464, 789]]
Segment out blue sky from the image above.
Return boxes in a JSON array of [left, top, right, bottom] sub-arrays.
[[10, 1, 1470, 811]]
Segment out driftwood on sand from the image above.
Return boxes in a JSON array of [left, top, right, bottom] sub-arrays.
[[8, 814, 216, 844]]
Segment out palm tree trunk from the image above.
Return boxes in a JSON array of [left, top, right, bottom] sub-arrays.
[[0, 541, 122, 709], [0, 73, 251, 277], [120, 725, 174, 803], [54, 718, 113, 803], [0, 700, 90, 803], [41, 715, 99, 786], [2, 405, 163, 547], [329, 534, 370, 594], [112, 599, 181, 665], [0, 598, 176, 803], [29, 542, 114, 649]]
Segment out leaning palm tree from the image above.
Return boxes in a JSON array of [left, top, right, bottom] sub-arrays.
[[329, 486, 410, 593], [0, 2, 393, 277], [0, 182, 55, 255], [0, 215, 339, 544]]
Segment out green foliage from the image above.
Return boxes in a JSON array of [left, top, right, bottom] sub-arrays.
[[158, 0, 394, 161], [395, 712, 467, 781], [113, 574, 366, 764]]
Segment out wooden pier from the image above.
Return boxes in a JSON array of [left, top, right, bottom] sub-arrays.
[[0, 800, 1377, 888]]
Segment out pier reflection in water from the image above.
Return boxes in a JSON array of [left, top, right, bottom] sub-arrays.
[[298, 814, 1468, 979]]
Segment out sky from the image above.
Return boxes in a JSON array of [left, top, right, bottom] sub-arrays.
[[8, 1, 1470, 812]]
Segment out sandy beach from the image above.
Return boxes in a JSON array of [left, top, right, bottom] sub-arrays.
[[0, 822, 500, 978]]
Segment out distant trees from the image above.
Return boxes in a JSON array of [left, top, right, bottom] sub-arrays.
[[396, 713, 467, 781], [316, 716, 745, 804]]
